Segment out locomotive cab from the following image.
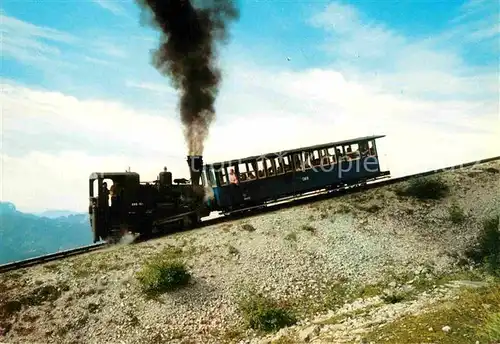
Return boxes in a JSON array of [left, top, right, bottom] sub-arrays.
[[88, 172, 140, 243]]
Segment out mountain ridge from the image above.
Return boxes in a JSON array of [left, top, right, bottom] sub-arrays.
[[0, 202, 93, 265]]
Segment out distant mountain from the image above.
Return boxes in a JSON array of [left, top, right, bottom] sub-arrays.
[[0, 202, 94, 265], [36, 209, 85, 219]]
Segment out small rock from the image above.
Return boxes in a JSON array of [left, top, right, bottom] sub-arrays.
[[298, 325, 320, 342], [442, 325, 451, 333]]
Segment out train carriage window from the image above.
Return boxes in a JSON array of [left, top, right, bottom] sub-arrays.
[[327, 147, 337, 164], [238, 162, 248, 182], [215, 170, 221, 185], [293, 153, 304, 171], [257, 159, 266, 178], [283, 156, 292, 172], [227, 164, 238, 184], [348, 143, 360, 160], [206, 167, 216, 186], [264, 157, 275, 177], [271, 158, 284, 175], [303, 151, 313, 169], [219, 166, 229, 186], [343, 145, 352, 159], [335, 146, 345, 162], [247, 161, 257, 180], [312, 150, 321, 166], [368, 140, 376, 156], [359, 141, 370, 157], [319, 148, 329, 165]]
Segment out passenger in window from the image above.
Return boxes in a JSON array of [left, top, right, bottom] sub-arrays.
[[360, 143, 370, 157], [229, 168, 239, 184], [102, 182, 109, 198], [346, 147, 354, 160], [359, 142, 367, 156], [101, 182, 110, 207], [336, 148, 343, 161]]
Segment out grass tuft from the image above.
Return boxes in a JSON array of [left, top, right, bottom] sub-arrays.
[[396, 176, 449, 200], [466, 215, 500, 275], [448, 202, 466, 224], [238, 294, 297, 333], [136, 246, 191, 295]]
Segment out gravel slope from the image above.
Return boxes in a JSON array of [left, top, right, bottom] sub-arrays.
[[1, 160, 499, 344]]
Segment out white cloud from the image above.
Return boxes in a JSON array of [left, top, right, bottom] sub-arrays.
[[90, 39, 128, 58], [91, 0, 127, 16], [0, 12, 76, 65], [126, 81, 177, 95], [308, 1, 498, 100]]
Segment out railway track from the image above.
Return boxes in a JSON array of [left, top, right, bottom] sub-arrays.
[[1, 155, 498, 274], [0, 243, 107, 274]]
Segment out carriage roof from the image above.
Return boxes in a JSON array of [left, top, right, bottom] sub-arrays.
[[207, 134, 385, 166]]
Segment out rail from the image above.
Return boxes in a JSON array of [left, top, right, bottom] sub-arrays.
[[0, 243, 108, 274], [1, 155, 498, 274]]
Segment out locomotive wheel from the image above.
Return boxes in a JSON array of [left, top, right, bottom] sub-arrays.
[[184, 213, 200, 230], [140, 219, 153, 239]]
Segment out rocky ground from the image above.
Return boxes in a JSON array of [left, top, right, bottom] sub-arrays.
[[1, 160, 499, 344]]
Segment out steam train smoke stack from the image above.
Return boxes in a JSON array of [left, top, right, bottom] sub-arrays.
[[134, 0, 239, 156], [187, 155, 203, 186]]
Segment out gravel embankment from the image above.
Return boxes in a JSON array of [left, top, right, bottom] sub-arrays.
[[1, 161, 499, 344]]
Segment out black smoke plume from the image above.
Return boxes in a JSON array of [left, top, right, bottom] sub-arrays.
[[135, 0, 239, 155]]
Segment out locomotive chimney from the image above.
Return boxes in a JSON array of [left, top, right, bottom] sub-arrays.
[[187, 155, 203, 186]]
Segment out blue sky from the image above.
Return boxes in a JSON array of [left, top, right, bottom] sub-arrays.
[[1, 0, 499, 212]]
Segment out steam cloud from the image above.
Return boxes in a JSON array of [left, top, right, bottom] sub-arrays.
[[135, 0, 239, 155]]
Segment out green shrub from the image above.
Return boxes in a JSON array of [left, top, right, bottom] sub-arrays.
[[301, 225, 316, 233], [448, 202, 466, 224], [397, 176, 449, 200], [242, 224, 256, 232], [239, 294, 296, 332], [381, 290, 409, 304], [480, 312, 500, 341], [136, 259, 191, 295], [466, 215, 500, 275]]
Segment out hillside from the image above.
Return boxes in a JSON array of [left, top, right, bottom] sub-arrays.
[[0, 161, 499, 344], [0, 203, 93, 265]]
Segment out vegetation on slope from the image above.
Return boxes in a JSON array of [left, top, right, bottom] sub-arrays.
[[136, 245, 192, 296], [363, 212, 500, 343], [466, 215, 500, 276], [364, 281, 500, 343], [396, 175, 450, 200]]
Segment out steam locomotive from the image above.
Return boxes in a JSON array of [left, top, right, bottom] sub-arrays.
[[88, 134, 390, 243]]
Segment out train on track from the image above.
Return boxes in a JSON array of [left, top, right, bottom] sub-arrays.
[[89, 134, 391, 243]]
